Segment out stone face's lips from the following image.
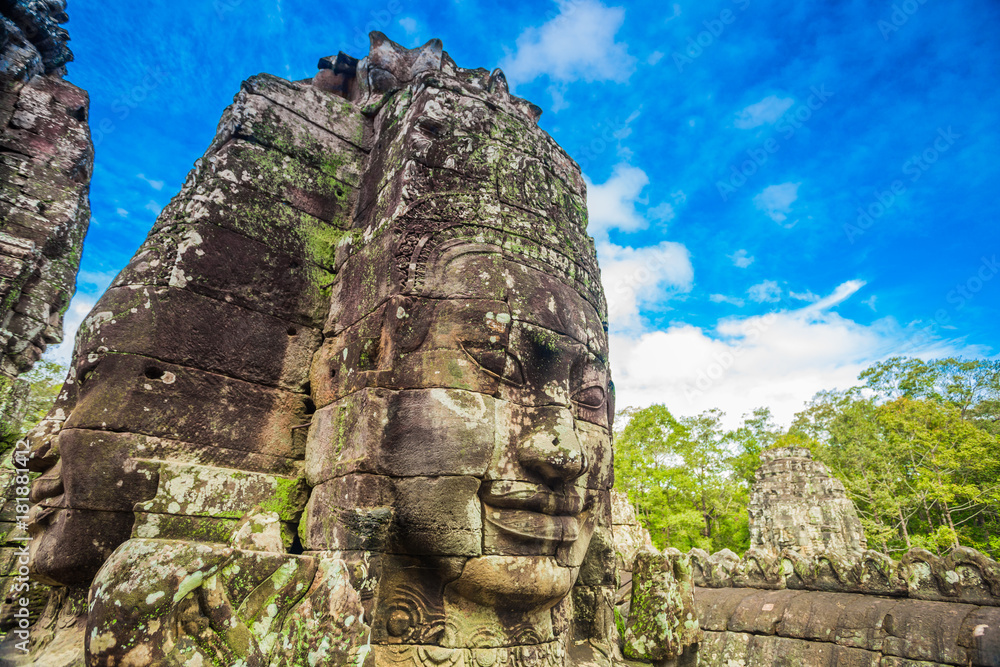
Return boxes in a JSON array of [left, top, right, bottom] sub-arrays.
[[26, 504, 59, 533], [480, 480, 585, 543], [29, 473, 63, 505], [483, 506, 580, 543], [479, 480, 585, 516]]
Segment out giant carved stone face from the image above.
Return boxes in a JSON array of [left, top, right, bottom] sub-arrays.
[[303, 247, 614, 649], [21, 32, 619, 665]]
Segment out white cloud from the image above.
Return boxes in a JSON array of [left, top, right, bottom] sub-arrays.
[[789, 289, 819, 302], [754, 182, 800, 224], [734, 95, 795, 129], [500, 0, 635, 86], [599, 240, 693, 332], [116, 208, 128, 217], [863, 295, 878, 311], [748, 279, 781, 303], [398, 17, 418, 34], [585, 163, 650, 236], [137, 173, 164, 190], [647, 51, 664, 65], [76, 270, 116, 294], [145, 200, 162, 215], [648, 202, 675, 223], [608, 280, 979, 428], [710, 294, 745, 307], [729, 249, 754, 268]]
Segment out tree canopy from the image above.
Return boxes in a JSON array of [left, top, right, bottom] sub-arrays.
[[614, 357, 1000, 558]]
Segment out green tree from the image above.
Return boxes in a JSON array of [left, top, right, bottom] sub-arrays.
[[614, 406, 755, 553], [19, 360, 65, 434]]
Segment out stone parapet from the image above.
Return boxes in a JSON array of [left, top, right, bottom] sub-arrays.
[[696, 586, 1000, 667]]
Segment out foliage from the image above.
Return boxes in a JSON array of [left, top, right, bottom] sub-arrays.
[[18, 360, 65, 434], [615, 356, 1000, 559], [613, 405, 781, 553]]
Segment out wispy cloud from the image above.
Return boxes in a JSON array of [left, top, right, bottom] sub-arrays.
[[599, 240, 693, 332], [585, 163, 650, 236], [710, 293, 745, 307], [729, 249, 754, 268], [753, 182, 800, 224], [748, 279, 781, 303], [610, 280, 981, 427], [500, 0, 635, 86], [734, 95, 795, 129], [398, 17, 418, 34], [137, 173, 164, 190]]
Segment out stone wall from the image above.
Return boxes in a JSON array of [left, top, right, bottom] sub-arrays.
[[0, 0, 92, 431], [688, 447, 1000, 666]]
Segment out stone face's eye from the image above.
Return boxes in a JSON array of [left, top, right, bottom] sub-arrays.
[[571, 385, 606, 409], [462, 343, 525, 386]]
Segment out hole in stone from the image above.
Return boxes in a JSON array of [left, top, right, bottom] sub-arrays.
[[303, 398, 316, 415], [287, 327, 297, 336], [144, 367, 165, 380], [68, 105, 87, 122], [288, 530, 304, 555], [289, 259, 301, 269]]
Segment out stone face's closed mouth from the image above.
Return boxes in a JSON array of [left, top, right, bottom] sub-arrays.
[[480, 480, 585, 543], [26, 504, 59, 532], [483, 506, 580, 542], [479, 480, 585, 515]]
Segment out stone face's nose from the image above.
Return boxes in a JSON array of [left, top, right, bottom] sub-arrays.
[[518, 409, 586, 488]]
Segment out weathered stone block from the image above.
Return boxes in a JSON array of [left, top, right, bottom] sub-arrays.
[[63, 354, 310, 458], [306, 386, 496, 484], [623, 549, 702, 662], [75, 285, 321, 391]]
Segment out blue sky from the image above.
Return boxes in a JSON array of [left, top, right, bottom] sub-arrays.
[[55, 0, 1000, 425]]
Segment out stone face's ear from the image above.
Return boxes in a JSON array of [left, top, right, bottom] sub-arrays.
[[314, 52, 359, 99], [355, 31, 446, 109]]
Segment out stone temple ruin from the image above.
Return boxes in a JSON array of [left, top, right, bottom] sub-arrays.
[[746, 446, 868, 559], [0, 5, 997, 665]]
